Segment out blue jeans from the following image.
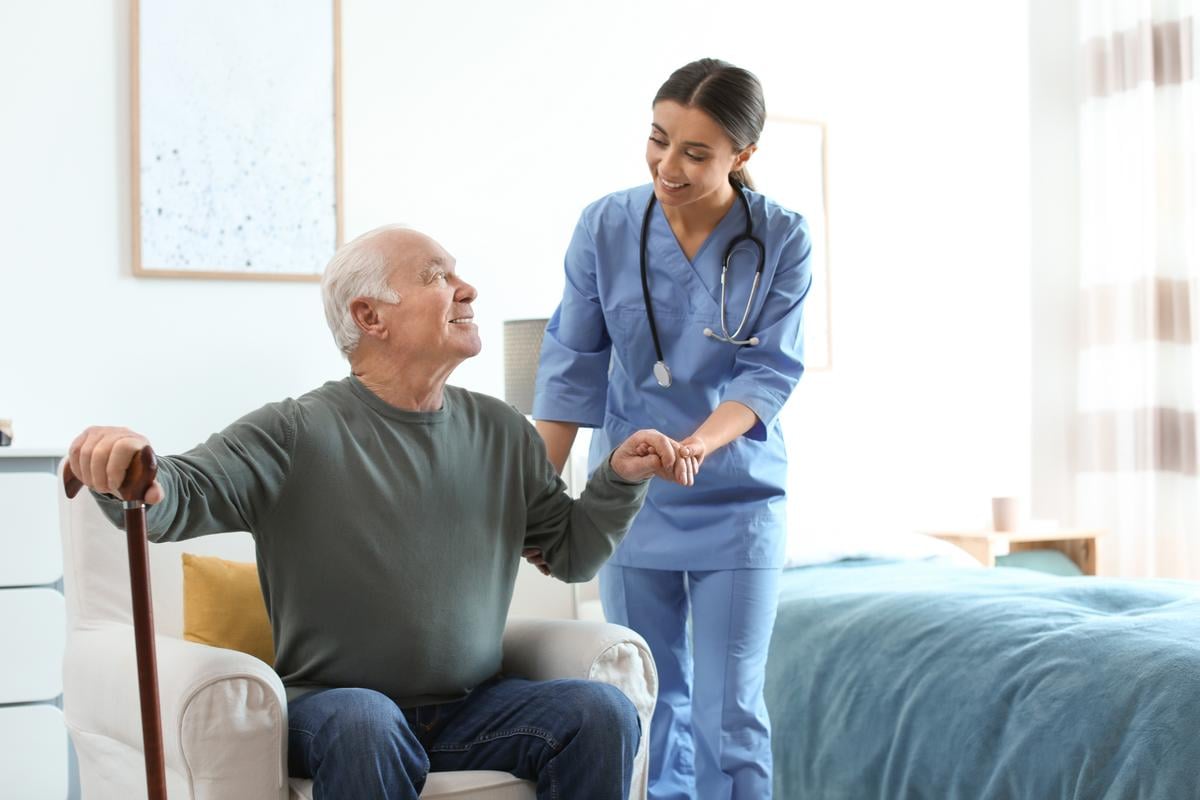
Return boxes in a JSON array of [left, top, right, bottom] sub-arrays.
[[287, 675, 640, 799]]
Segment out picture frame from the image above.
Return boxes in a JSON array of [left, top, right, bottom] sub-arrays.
[[131, 0, 343, 281], [752, 116, 833, 370]]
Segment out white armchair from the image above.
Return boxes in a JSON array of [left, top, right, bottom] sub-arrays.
[[59, 479, 657, 799]]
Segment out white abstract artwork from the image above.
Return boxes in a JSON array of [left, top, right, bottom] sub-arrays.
[[134, 0, 340, 280], [752, 118, 832, 370]]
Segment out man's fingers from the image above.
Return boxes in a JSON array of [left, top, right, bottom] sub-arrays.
[[69, 427, 154, 499], [74, 428, 99, 490], [637, 431, 676, 470], [89, 433, 113, 494], [67, 431, 89, 489], [522, 548, 551, 576], [105, 436, 142, 492]]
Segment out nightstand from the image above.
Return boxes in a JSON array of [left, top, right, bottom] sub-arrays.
[[925, 529, 1103, 575]]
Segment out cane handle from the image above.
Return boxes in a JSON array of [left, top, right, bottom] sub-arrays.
[[63, 445, 158, 502]]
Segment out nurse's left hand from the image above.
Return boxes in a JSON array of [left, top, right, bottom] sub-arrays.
[[611, 429, 679, 483], [675, 436, 707, 487]]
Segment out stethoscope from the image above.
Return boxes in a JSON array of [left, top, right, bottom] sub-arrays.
[[640, 183, 766, 388]]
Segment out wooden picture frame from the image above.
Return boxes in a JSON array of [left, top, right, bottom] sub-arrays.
[[753, 117, 833, 370], [131, 0, 343, 281]]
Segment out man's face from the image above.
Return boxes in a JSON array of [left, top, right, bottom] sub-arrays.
[[376, 231, 481, 365]]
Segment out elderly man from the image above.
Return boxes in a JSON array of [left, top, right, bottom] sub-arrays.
[[68, 225, 682, 800]]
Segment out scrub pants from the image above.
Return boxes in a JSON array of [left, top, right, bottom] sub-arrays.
[[599, 564, 782, 800]]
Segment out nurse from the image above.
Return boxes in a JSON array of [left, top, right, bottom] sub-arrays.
[[531, 58, 811, 799]]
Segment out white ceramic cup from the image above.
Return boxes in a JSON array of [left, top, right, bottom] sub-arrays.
[[991, 496, 1022, 532]]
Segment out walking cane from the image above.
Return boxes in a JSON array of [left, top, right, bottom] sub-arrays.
[[64, 446, 168, 800]]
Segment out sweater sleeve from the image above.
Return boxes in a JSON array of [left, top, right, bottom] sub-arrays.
[[519, 424, 648, 583], [91, 400, 296, 542]]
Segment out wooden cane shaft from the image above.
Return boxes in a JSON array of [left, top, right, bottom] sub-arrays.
[[124, 506, 168, 800]]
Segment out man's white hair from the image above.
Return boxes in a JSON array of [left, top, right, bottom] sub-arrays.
[[321, 224, 407, 358]]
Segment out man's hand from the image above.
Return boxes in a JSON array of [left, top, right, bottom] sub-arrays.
[[610, 429, 680, 483], [522, 547, 551, 576], [68, 426, 165, 505]]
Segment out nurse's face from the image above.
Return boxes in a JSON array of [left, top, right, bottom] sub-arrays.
[[646, 100, 752, 210]]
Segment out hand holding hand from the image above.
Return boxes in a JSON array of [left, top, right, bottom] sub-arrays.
[[68, 426, 164, 505], [611, 429, 679, 483]]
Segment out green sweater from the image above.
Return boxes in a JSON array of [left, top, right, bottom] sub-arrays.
[[94, 376, 648, 706]]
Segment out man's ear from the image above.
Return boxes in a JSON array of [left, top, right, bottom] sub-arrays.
[[350, 297, 388, 341]]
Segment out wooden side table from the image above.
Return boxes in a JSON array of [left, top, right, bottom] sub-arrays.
[[925, 529, 1103, 575]]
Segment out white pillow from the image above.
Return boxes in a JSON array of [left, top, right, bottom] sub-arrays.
[[784, 530, 982, 570]]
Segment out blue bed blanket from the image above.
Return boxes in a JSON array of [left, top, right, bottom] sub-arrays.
[[764, 560, 1200, 799]]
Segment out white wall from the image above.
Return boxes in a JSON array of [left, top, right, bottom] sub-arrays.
[[2, 0, 1032, 546]]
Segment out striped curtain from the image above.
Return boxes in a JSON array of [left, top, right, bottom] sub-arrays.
[[1076, 0, 1200, 577]]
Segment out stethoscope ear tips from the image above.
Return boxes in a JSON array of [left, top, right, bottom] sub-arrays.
[[749, 336, 760, 346], [703, 328, 715, 338]]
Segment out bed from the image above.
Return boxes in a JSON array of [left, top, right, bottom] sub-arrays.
[[765, 538, 1200, 799]]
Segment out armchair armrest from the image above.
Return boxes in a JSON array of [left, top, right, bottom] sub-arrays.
[[64, 625, 288, 800], [502, 617, 658, 800]]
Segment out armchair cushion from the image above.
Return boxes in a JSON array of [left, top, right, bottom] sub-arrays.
[[183, 553, 274, 665]]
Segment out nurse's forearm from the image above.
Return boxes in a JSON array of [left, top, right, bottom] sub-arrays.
[[690, 401, 758, 453], [535, 419, 580, 474]]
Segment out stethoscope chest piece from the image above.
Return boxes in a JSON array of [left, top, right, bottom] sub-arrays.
[[653, 360, 672, 388]]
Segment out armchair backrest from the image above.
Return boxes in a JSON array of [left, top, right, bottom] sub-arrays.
[[57, 468, 256, 637]]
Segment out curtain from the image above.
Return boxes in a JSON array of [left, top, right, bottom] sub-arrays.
[[1076, 0, 1200, 577]]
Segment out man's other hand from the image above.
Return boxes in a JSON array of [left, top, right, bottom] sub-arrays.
[[610, 429, 680, 483]]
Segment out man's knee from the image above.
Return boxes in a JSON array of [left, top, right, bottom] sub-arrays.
[[312, 689, 429, 774], [564, 680, 641, 750]]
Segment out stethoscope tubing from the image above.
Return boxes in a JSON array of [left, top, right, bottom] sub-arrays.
[[640, 183, 767, 387]]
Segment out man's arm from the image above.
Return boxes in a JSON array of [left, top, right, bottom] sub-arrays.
[[69, 401, 295, 542], [521, 427, 675, 583]]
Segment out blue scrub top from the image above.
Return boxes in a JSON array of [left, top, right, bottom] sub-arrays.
[[533, 184, 812, 570]]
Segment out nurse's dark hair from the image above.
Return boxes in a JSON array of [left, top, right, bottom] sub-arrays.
[[653, 58, 765, 191]]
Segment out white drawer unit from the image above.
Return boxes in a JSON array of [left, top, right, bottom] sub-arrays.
[[0, 705, 69, 799], [0, 589, 65, 703], [0, 471, 60, 587], [0, 449, 72, 799]]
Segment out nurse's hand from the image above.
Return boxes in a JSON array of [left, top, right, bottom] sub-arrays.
[[611, 429, 679, 483], [675, 435, 707, 487]]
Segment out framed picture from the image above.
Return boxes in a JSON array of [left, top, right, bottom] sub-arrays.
[[752, 117, 832, 370], [132, 0, 343, 281]]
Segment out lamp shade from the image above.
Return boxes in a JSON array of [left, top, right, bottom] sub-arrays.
[[503, 318, 549, 415]]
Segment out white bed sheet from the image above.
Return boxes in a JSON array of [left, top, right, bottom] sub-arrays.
[[784, 531, 982, 570]]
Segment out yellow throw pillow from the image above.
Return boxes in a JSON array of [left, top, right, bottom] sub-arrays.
[[182, 553, 274, 665]]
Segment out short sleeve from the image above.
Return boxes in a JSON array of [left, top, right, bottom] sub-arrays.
[[532, 214, 612, 428]]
